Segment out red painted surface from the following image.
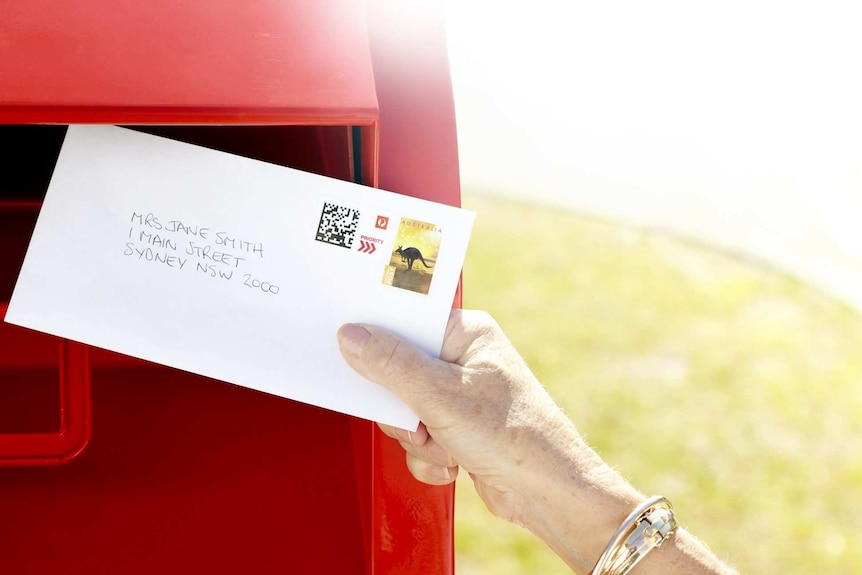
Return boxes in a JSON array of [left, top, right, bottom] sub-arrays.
[[0, 318, 91, 465], [0, 0, 378, 125], [0, 0, 459, 572]]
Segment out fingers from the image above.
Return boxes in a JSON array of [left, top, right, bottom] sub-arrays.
[[377, 422, 430, 447], [398, 434, 457, 468], [405, 453, 459, 485], [378, 422, 458, 485], [336, 310, 499, 488], [379, 423, 455, 467], [336, 323, 458, 418]]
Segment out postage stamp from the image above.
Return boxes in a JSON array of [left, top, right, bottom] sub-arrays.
[[382, 217, 442, 295]]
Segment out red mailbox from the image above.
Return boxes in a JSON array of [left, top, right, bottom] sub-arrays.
[[0, 1, 460, 573]]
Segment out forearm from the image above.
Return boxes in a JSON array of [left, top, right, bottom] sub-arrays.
[[516, 423, 737, 575]]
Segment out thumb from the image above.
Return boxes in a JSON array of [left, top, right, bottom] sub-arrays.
[[337, 323, 455, 417]]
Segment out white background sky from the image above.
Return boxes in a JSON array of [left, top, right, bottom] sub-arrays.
[[443, 1, 862, 311]]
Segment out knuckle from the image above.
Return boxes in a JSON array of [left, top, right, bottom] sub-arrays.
[[465, 310, 503, 341], [467, 309, 497, 329]]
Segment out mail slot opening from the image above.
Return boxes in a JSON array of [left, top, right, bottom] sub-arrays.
[[0, 124, 67, 202], [129, 126, 357, 183], [0, 204, 39, 301], [0, 124, 358, 205]]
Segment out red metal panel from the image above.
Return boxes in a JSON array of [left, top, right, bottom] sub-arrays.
[[0, 328, 91, 466], [0, 365, 368, 574]]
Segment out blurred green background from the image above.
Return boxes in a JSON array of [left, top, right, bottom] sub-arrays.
[[455, 192, 862, 575]]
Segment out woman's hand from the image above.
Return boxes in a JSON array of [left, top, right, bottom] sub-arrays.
[[337, 309, 737, 575], [338, 309, 588, 524]]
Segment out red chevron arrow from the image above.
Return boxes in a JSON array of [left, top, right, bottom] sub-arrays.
[[358, 240, 376, 254]]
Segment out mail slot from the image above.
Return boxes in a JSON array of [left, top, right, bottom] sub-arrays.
[[0, 1, 458, 573]]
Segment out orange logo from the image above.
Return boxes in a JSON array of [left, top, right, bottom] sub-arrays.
[[375, 215, 389, 230]]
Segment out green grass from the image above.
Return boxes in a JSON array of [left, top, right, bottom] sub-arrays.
[[455, 192, 862, 575]]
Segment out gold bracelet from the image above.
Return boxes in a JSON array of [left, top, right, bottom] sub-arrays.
[[589, 495, 678, 575]]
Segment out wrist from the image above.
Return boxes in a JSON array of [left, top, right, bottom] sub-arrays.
[[514, 438, 736, 575], [513, 421, 644, 572]]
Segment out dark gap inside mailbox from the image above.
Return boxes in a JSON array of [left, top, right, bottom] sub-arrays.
[[0, 124, 356, 202], [0, 124, 368, 572]]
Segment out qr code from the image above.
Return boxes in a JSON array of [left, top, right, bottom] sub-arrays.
[[315, 202, 360, 248]]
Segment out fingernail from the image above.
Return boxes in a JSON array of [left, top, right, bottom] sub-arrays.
[[339, 324, 371, 357], [393, 427, 413, 444]]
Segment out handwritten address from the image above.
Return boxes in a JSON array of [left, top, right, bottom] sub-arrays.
[[124, 211, 278, 294]]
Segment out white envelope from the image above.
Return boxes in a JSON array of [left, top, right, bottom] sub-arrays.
[[5, 125, 475, 430]]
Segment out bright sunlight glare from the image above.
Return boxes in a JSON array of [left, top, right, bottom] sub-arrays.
[[444, 0, 862, 311]]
